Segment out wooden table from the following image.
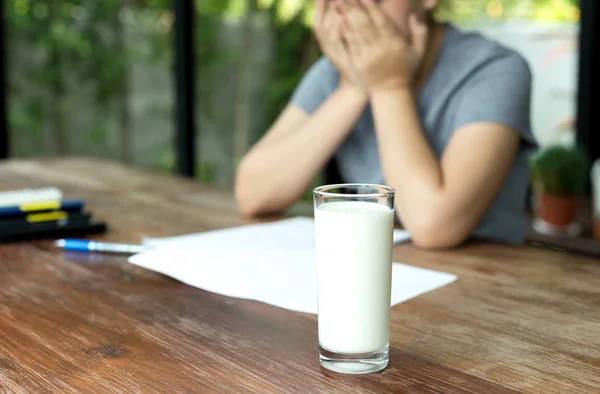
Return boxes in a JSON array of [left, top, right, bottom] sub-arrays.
[[1, 158, 599, 393]]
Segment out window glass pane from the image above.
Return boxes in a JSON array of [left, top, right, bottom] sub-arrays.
[[6, 0, 174, 171], [195, 0, 318, 192], [436, 0, 580, 147]]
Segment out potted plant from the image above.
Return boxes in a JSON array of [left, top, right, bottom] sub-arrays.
[[529, 145, 590, 231]]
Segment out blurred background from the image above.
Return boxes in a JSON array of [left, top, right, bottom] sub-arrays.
[[0, 0, 584, 188]]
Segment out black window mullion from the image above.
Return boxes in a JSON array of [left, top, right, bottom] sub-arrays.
[[173, 0, 196, 177], [0, 1, 8, 159], [576, 0, 599, 163]]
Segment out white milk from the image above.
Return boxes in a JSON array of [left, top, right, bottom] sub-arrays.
[[314, 201, 394, 354]]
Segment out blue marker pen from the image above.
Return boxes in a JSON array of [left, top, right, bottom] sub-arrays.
[[54, 239, 150, 254]]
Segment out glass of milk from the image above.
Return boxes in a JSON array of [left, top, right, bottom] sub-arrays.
[[313, 184, 395, 374]]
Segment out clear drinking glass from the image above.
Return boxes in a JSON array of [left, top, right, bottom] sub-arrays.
[[313, 184, 395, 374]]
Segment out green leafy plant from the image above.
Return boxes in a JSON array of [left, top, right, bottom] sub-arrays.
[[6, 0, 172, 161], [529, 145, 590, 196]]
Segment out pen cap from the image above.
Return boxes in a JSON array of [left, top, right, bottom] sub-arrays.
[[0, 188, 62, 208], [54, 239, 91, 252]]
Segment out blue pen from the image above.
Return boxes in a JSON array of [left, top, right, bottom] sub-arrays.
[[54, 239, 150, 254]]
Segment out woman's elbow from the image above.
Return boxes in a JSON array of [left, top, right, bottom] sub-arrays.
[[235, 189, 284, 218], [235, 192, 263, 218], [234, 164, 263, 217], [408, 216, 470, 250], [234, 163, 283, 217], [235, 189, 266, 218]]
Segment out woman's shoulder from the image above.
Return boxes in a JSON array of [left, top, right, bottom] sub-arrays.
[[290, 56, 340, 114], [442, 24, 532, 81], [304, 56, 340, 87]]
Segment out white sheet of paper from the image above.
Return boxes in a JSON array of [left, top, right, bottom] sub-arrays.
[[129, 218, 457, 314], [142, 217, 411, 250]]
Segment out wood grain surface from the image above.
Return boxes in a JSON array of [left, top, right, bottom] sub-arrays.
[[1, 158, 599, 393]]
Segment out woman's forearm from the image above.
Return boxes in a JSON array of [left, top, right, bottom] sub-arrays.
[[370, 89, 444, 228], [235, 85, 367, 216]]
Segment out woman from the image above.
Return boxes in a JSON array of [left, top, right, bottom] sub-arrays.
[[235, 0, 537, 249]]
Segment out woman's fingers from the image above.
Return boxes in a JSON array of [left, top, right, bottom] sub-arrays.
[[313, 0, 327, 32], [408, 13, 429, 57], [359, 0, 392, 34], [341, 19, 362, 60], [342, 0, 371, 31], [342, 0, 375, 56]]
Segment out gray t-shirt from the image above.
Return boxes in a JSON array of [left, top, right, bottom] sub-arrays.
[[291, 24, 537, 244]]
